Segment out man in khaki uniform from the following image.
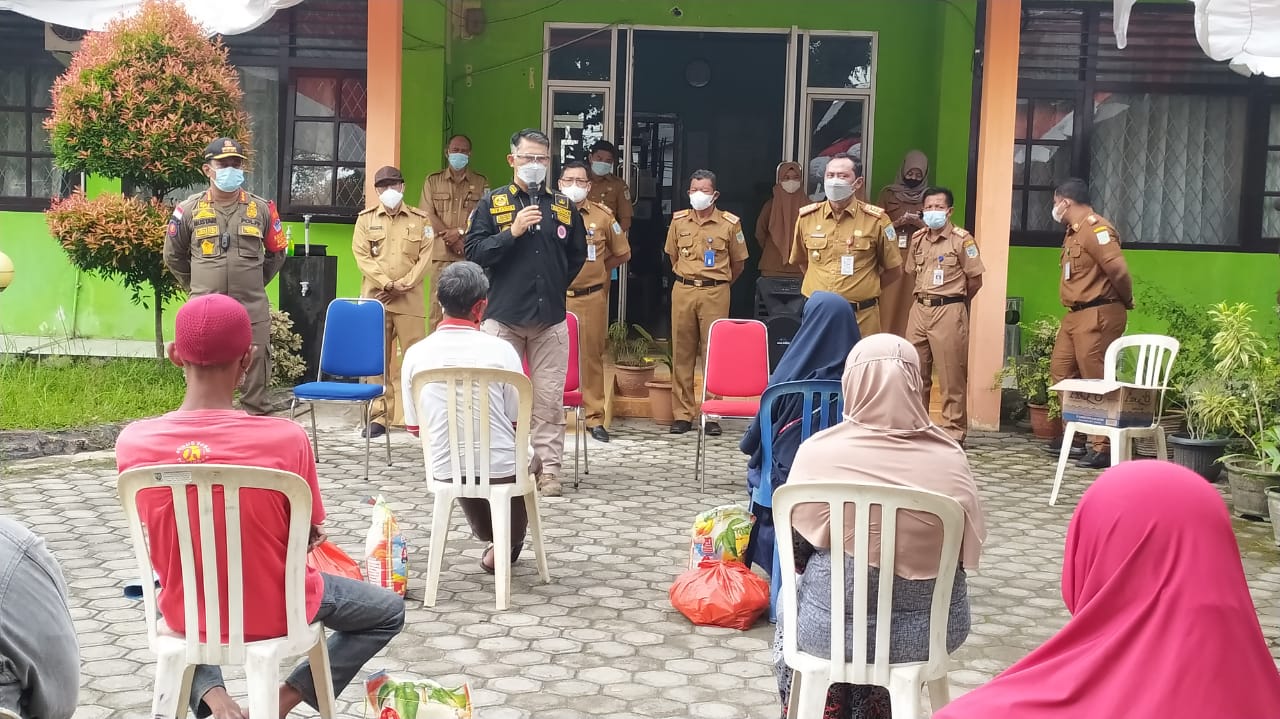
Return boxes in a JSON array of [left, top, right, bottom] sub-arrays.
[[421, 134, 487, 330], [561, 160, 631, 443], [1048, 178, 1134, 469], [665, 169, 750, 436], [164, 137, 287, 416], [790, 153, 902, 336], [587, 140, 634, 234], [904, 187, 985, 444], [352, 166, 433, 437]]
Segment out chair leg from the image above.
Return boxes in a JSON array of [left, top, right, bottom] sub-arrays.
[[289, 397, 298, 421], [1154, 426, 1169, 461], [927, 674, 952, 711], [791, 671, 828, 719], [887, 672, 923, 719], [1110, 432, 1125, 466], [423, 492, 453, 608], [572, 406, 580, 490], [363, 403, 372, 480], [1049, 423, 1076, 506], [581, 406, 589, 476], [149, 649, 191, 719], [244, 649, 282, 719], [491, 495, 513, 611], [769, 543, 782, 624], [308, 402, 319, 459], [525, 490, 551, 583], [696, 414, 706, 493], [308, 632, 338, 719], [384, 415, 392, 466]]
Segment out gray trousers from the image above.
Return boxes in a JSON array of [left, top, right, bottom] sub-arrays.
[[239, 320, 272, 415], [481, 319, 569, 476]]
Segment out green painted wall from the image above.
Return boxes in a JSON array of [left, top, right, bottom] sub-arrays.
[[400, 0, 449, 203]]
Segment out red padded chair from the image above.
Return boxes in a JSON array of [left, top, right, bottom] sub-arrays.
[[696, 318, 769, 491], [562, 312, 587, 487]]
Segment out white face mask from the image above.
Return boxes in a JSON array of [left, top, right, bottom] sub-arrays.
[[824, 178, 854, 202], [561, 185, 588, 204], [517, 162, 547, 186], [689, 191, 715, 211], [1051, 201, 1066, 224], [780, 179, 801, 194], [922, 210, 948, 230], [379, 188, 403, 209]]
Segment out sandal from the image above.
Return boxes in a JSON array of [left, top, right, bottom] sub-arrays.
[[480, 543, 524, 574]]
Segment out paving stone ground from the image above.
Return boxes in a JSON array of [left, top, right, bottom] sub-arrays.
[[3, 419, 1279, 719]]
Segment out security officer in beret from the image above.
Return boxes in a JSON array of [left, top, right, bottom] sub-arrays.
[[352, 165, 433, 438], [904, 186, 984, 444], [1048, 177, 1134, 469], [665, 168, 749, 436], [164, 137, 285, 416], [789, 153, 903, 336]]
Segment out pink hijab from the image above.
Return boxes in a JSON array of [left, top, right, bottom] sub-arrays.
[[788, 334, 986, 579], [935, 460, 1280, 719]]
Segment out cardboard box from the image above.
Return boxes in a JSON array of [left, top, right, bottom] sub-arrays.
[[1049, 379, 1158, 428]]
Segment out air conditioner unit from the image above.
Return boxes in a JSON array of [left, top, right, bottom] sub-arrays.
[[45, 23, 86, 54]]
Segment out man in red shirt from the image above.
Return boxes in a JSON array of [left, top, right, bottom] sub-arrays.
[[115, 294, 404, 719]]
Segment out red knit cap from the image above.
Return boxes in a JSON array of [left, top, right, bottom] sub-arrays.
[[174, 294, 252, 366]]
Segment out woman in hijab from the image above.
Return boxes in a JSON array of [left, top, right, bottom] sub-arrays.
[[934, 460, 1280, 719], [755, 161, 807, 278], [877, 150, 930, 338], [741, 291, 861, 571], [774, 333, 987, 719]]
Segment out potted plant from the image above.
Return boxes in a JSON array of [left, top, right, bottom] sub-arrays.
[[635, 326, 675, 426], [995, 316, 1061, 439], [1167, 376, 1239, 481], [607, 321, 655, 398]]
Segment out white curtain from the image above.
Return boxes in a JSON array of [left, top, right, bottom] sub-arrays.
[[0, 0, 303, 35], [1114, 0, 1280, 77]]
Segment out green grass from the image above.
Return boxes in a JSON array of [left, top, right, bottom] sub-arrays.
[[0, 356, 186, 430]]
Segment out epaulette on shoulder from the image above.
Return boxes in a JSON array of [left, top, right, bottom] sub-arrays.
[[953, 227, 970, 238], [797, 203, 821, 216], [722, 211, 740, 224], [357, 206, 378, 216], [673, 209, 690, 219], [862, 203, 885, 218], [593, 201, 615, 215], [408, 206, 430, 218], [911, 228, 928, 239]]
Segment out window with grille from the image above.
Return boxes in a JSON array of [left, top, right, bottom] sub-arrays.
[[0, 13, 76, 209], [286, 73, 366, 213]]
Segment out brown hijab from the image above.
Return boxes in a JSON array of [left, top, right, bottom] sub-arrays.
[[880, 150, 930, 215], [766, 161, 805, 260], [787, 334, 986, 579]]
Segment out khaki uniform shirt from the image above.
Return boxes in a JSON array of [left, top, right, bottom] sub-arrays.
[[352, 203, 434, 317], [908, 224, 985, 297], [789, 199, 902, 303], [571, 201, 630, 290], [664, 208, 749, 283], [420, 168, 487, 261], [1060, 212, 1133, 308], [589, 174, 633, 228], [164, 189, 286, 324]]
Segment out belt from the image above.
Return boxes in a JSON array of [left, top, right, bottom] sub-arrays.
[[1068, 298, 1121, 312], [915, 295, 966, 307], [675, 275, 729, 288], [848, 297, 879, 312], [566, 284, 605, 298]]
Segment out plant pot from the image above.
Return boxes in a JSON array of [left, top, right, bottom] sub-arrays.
[[645, 379, 674, 426], [613, 364, 655, 398], [1027, 403, 1063, 440], [1268, 488, 1280, 546], [1224, 457, 1280, 520], [1167, 433, 1229, 482], [1134, 411, 1185, 457]]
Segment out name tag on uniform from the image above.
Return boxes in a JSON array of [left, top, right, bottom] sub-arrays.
[[587, 244, 597, 262], [239, 224, 262, 238], [194, 225, 219, 240], [1064, 263, 1071, 280], [703, 249, 715, 267], [841, 255, 855, 276], [933, 268, 944, 286], [899, 236, 908, 249]]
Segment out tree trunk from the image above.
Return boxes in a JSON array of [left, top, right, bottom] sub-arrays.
[[152, 281, 164, 359]]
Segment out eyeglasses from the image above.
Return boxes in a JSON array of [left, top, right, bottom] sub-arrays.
[[560, 178, 590, 187], [513, 154, 550, 164]]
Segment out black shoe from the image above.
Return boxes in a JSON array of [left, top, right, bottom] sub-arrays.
[[362, 422, 386, 439], [1044, 439, 1086, 458], [705, 422, 722, 437], [590, 426, 610, 442], [670, 420, 692, 434], [1075, 450, 1110, 469]]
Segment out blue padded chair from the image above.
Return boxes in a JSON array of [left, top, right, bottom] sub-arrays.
[[290, 298, 391, 479], [749, 379, 844, 622]]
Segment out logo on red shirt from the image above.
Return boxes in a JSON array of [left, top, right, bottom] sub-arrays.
[[176, 440, 211, 463]]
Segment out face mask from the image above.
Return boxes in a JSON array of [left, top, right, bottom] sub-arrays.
[[780, 180, 801, 194], [213, 166, 244, 192], [448, 153, 469, 171], [824, 178, 854, 202], [922, 210, 948, 230], [689, 191, 714, 211], [379, 188, 403, 209], [904, 177, 923, 188], [562, 185, 588, 204], [517, 162, 547, 186], [1051, 202, 1066, 223], [591, 161, 613, 177]]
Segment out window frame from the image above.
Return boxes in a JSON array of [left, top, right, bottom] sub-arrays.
[[282, 69, 366, 218], [0, 58, 69, 211]]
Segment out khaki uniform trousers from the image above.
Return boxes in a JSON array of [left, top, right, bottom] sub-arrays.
[[566, 285, 609, 428], [482, 319, 569, 477], [671, 283, 731, 423], [854, 303, 882, 337], [370, 312, 427, 427], [1050, 302, 1127, 452], [907, 301, 970, 442], [879, 251, 914, 338], [239, 320, 271, 415], [426, 259, 456, 332]]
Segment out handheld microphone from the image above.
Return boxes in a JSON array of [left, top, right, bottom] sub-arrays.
[[530, 181, 543, 231]]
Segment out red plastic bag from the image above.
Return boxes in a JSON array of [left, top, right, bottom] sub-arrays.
[[308, 540, 364, 581], [669, 558, 770, 630]]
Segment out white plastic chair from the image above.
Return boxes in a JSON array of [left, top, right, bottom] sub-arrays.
[[117, 464, 335, 719], [411, 367, 551, 610], [773, 481, 965, 719], [1049, 334, 1180, 505]]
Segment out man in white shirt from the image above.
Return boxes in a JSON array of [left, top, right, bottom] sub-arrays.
[[402, 261, 536, 573]]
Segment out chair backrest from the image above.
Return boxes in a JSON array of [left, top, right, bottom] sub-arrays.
[[410, 366, 535, 497], [564, 312, 581, 393], [773, 481, 965, 687], [1104, 334, 1179, 417], [765, 314, 803, 373], [117, 464, 314, 665], [704, 318, 770, 399], [758, 380, 844, 503], [317, 298, 385, 380]]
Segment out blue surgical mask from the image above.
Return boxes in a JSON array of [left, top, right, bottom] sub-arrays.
[[213, 166, 245, 192], [448, 152, 469, 171], [923, 210, 948, 230], [591, 161, 613, 177]]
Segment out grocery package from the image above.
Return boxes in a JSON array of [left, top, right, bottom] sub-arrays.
[[670, 557, 771, 630], [688, 504, 755, 567], [308, 539, 364, 581], [365, 496, 408, 596], [365, 671, 472, 719]]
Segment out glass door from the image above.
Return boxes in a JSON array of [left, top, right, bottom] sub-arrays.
[[546, 88, 612, 180], [795, 31, 877, 200]]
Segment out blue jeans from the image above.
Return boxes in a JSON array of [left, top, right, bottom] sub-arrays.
[[190, 573, 405, 716]]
